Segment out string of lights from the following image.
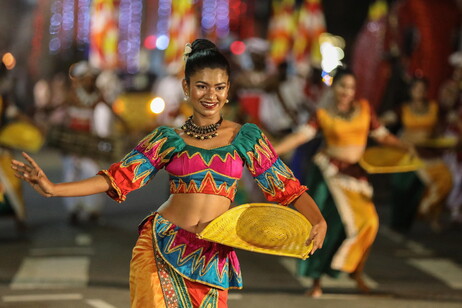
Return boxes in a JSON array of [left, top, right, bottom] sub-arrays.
[[118, 0, 143, 73], [77, 0, 91, 46], [49, 0, 63, 53], [155, 0, 171, 51]]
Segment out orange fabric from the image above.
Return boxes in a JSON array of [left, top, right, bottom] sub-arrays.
[[130, 218, 166, 308], [316, 100, 371, 147], [129, 217, 230, 308], [184, 279, 228, 308], [402, 102, 438, 133]]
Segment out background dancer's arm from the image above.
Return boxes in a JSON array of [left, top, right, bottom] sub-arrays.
[[274, 129, 313, 155], [12, 152, 110, 198], [376, 133, 413, 151]]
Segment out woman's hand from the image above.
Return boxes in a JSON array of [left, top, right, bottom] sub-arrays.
[[306, 220, 327, 256], [11, 152, 55, 197], [293, 192, 327, 256]]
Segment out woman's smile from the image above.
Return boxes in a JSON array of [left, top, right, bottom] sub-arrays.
[[200, 100, 219, 109]]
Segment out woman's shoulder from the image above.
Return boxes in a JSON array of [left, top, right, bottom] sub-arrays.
[[138, 125, 184, 148], [147, 125, 180, 138], [222, 120, 243, 133], [231, 122, 262, 138], [232, 121, 269, 151], [220, 120, 260, 140]]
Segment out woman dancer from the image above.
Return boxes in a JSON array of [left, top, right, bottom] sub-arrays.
[[12, 39, 326, 307], [386, 77, 453, 232], [275, 68, 410, 297]]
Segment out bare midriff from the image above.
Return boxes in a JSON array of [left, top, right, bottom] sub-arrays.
[[157, 193, 231, 234], [325, 145, 366, 164]]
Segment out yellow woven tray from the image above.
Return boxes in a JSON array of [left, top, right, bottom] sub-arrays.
[[0, 121, 44, 152], [359, 146, 424, 174], [197, 203, 313, 259]]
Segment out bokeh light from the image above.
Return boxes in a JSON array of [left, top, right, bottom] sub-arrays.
[[2, 53, 16, 70], [144, 35, 157, 50], [319, 33, 345, 82], [150, 97, 166, 114], [156, 35, 169, 50], [230, 41, 246, 55], [112, 99, 126, 115]]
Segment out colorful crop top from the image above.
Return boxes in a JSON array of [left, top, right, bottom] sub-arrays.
[[98, 123, 307, 206]]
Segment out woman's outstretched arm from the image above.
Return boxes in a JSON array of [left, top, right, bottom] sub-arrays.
[[12, 152, 111, 198]]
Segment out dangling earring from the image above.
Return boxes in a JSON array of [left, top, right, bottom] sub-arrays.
[[184, 94, 189, 101], [225, 99, 229, 104]]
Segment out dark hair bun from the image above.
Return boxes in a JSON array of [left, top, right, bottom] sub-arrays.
[[191, 39, 218, 54], [184, 38, 230, 82]]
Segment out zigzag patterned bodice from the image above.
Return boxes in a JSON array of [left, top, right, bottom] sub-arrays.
[[100, 123, 307, 205], [165, 146, 244, 201]]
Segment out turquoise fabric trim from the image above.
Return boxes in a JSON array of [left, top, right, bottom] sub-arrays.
[[254, 158, 295, 194], [134, 126, 185, 169], [121, 150, 160, 186], [144, 126, 185, 152]]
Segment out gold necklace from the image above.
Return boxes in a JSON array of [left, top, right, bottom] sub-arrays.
[[181, 116, 223, 140]]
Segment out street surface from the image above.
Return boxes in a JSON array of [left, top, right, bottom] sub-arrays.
[[1, 148, 461, 308]]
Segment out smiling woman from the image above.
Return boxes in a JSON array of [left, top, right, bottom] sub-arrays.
[[11, 38, 327, 308], [274, 67, 413, 298]]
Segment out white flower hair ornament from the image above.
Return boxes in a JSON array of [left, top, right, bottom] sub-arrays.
[[183, 43, 192, 62]]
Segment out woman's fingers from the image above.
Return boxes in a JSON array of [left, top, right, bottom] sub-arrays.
[[12, 155, 41, 182], [308, 238, 323, 256], [312, 238, 324, 255], [306, 222, 326, 256], [306, 231, 318, 255], [11, 161, 34, 175], [306, 230, 316, 244], [22, 152, 42, 171], [13, 169, 32, 183], [12, 163, 32, 174], [12, 161, 28, 176]]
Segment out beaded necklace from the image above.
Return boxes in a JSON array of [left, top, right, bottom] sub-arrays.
[[181, 115, 223, 140]]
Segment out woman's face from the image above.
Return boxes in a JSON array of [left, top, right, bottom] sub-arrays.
[[333, 74, 356, 105], [183, 68, 229, 120], [410, 81, 427, 101]]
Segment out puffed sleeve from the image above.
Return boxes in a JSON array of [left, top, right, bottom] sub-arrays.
[[295, 112, 319, 140], [234, 123, 308, 206], [98, 126, 183, 202], [363, 99, 390, 140]]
